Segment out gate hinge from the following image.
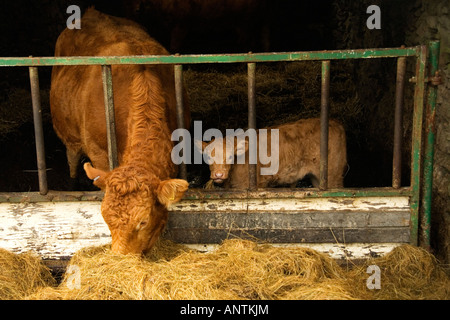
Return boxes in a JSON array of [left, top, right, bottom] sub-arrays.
[[409, 71, 443, 86]]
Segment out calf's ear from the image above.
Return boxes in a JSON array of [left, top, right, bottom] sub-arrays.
[[157, 179, 189, 208], [194, 140, 210, 152], [83, 162, 107, 190], [235, 139, 249, 156]]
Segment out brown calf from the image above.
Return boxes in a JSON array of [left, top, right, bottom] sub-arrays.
[[199, 118, 347, 189]]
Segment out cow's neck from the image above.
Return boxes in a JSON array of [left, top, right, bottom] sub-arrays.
[[121, 71, 177, 180], [122, 104, 176, 180]]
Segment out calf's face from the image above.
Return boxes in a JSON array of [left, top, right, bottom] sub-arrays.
[[198, 137, 248, 184], [84, 163, 188, 254]]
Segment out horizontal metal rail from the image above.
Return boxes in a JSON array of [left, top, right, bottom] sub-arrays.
[[0, 47, 420, 67], [0, 187, 413, 203]]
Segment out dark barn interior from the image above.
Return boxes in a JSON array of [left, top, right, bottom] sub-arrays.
[[0, 0, 449, 262]]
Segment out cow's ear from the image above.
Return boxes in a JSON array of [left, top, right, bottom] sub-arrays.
[[156, 179, 189, 208], [83, 162, 107, 190]]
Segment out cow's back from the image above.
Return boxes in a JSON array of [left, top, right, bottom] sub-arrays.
[[50, 8, 183, 172]]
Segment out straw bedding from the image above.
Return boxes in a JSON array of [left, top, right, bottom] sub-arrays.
[[1, 240, 449, 300], [0, 248, 56, 299], [184, 62, 361, 133]]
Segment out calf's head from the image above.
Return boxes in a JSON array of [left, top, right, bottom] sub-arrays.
[[84, 163, 188, 255], [197, 137, 248, 184]]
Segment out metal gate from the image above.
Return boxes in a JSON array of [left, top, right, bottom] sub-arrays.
[[0, 41, 441, 263]]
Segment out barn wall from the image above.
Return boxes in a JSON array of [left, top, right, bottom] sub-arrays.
[[331, 0, 416, 188], [404, 0, 450, 263], [332, 0, 450, 263]]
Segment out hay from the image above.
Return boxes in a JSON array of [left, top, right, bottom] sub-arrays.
[[28, 239, 347, 300], [347, 244, 450, 300], [184, 62, 361, 132], [0, 248, 55, 300], [1, 240, 449, 300], [204, 179, 220, 189]]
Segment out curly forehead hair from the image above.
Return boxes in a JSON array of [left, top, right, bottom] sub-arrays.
[[106, 165, 159, 196]]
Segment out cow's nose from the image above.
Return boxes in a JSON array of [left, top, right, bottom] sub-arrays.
[[214, 172, 223, 178]]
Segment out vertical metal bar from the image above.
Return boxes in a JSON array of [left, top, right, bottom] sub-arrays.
[[101, 65, 119, 170], [248, 62, 257, 190], [28, 64, 48, 195], [421, 40, 440, 250], [392, 56, 407, 188], [174, 64, 187, 180], [409, 45, 427, 246], [320, 60, 330, 190]]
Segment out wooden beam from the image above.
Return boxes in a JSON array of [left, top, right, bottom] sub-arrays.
[[0, 196, 410, 260]]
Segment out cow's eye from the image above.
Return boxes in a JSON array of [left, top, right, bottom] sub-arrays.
[[136, 220, 148, 231]]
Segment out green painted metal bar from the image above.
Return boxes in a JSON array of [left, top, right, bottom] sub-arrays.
[[421, 40, 441, 250], [247, 62, 257, 190], [0, 187, 413, 203], [101, 65, 119, 170], [28, 65, 48, 195], [0, 47, 420, 67], [320, 61, 330, 190], [392, 56, 407, 189], [409, 45, 428, 246], [174, 64, 187, 180]]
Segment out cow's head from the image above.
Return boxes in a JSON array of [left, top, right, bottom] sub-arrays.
[[197, 137, 248, 184], [84, 163, 188, 255]]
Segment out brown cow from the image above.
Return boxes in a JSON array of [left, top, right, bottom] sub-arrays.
[[199, 118, 347, 189], [50, 8, 189, 254]]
